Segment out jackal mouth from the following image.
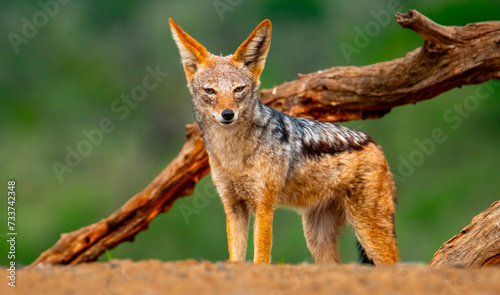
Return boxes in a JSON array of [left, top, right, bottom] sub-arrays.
[[219, 120, 235, 125]]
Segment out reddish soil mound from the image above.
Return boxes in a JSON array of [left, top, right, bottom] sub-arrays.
[[3, 259, 500, 294]]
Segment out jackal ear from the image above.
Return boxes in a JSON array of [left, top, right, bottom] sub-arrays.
[[169, 18, 210, 79], [233, 20, 272, 78]]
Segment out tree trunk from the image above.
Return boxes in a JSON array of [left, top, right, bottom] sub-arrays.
[[31, 10, 500, 266]]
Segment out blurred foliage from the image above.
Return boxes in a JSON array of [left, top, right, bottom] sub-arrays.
[[1, 0, 499, 266]]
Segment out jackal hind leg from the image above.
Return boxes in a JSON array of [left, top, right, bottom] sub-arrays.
[[348, 183, 399, 265], [302, 199, 346, 263]]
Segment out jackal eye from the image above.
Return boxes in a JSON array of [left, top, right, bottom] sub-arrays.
[[204, 88, 215, 94], [234, 86, 245, 93]]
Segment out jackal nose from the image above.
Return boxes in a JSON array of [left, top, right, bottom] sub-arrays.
[[221, 109, 235, 121]]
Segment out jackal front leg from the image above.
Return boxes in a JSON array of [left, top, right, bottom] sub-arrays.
[[224, 200, 249, 262], [253, 203, 274, 263]]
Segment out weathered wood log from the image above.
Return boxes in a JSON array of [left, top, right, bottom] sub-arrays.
[[31, 10, 500, 266], [429, 201, 500, 267]]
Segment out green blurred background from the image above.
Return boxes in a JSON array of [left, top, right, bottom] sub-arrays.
[[1, 0, 499, 266]]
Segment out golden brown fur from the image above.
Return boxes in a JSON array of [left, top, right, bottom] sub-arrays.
[[170, 19, 398, 264]]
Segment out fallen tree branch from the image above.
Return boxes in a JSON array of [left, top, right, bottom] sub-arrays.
[[261, 10, 500, 121], [32, 125, 209, 265], [31, 10, 500, 266], [429, 201, 500, 267]]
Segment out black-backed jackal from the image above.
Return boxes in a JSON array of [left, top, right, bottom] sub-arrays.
[[170, 19, 398, 265]]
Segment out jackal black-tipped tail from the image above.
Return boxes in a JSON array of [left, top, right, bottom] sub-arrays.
[[357, 240, 374, 265]]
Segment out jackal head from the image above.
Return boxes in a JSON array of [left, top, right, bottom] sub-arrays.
[[169, 19, 271, 125]]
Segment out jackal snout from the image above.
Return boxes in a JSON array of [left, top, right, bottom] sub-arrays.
[[220, 109, 235, 123], [206, 85, 243, 125], [213, 108, 238, 125]]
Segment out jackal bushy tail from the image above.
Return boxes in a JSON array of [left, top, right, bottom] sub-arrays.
[[169, 18, 398, 264]]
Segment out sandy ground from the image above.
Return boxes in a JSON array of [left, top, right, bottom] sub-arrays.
[[2, 259, 500, 295]]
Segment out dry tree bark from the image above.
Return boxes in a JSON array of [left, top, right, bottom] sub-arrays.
[[429, 201, 500, 267], [31, 10, 500, 266]]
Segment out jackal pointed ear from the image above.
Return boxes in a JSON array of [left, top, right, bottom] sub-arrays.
[[233, 20, 272, 79], [169, 18, 210, 79]]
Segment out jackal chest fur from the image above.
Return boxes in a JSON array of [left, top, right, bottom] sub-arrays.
[[204, 120, 289, 206]]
